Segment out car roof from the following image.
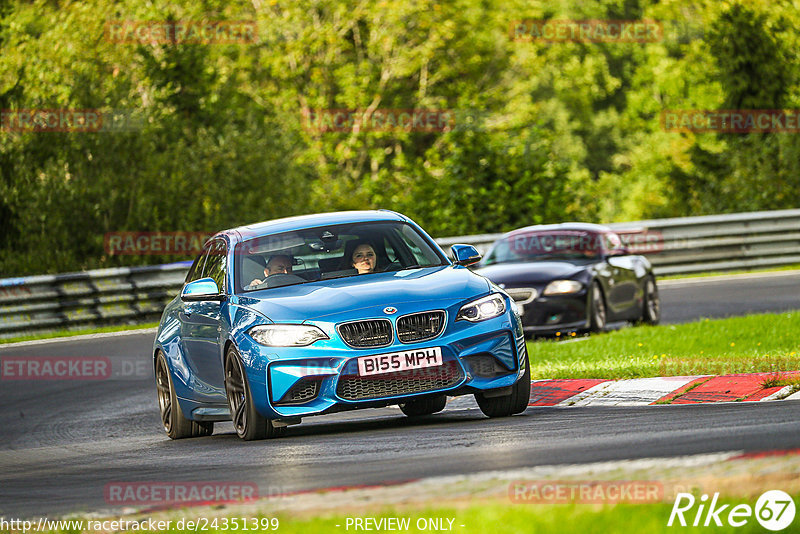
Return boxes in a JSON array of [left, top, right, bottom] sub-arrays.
[[504, 222, 612, 237], [222, 210, 409, 243]]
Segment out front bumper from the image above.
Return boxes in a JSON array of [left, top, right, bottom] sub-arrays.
[[238, 310, 526, 420], [514, 290, 590, 335]]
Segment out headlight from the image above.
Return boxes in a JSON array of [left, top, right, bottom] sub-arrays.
[[248, 324, 329, 347], [543, 280, 583, 295], [456, 293, 507, 322]]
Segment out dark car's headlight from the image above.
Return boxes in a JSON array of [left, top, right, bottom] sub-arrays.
[[248, 324, 329, 346], [543, 280, 583, 295], [456, 293, 507, 322]]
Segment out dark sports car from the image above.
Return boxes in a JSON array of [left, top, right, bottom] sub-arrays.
[[472, 223, 660, 336]]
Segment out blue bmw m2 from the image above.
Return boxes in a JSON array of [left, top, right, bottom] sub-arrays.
[[153, 211, 530, 440]]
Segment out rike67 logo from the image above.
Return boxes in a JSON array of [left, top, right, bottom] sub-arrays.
[[668, 490, 796, 530]]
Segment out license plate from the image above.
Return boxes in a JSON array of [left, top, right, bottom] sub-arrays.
[[357, 347, 443, 377]]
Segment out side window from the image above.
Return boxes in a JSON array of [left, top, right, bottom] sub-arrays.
[[201, 239, 227, 293], [185, 246, 211, 284], [400, 225, 433, 264], [383, 237, 398, 263]]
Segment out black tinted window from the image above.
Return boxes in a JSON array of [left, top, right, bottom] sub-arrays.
[[185, 246, 211, 283], [235, 221, 446, 292], [201, 240, 227, 292]]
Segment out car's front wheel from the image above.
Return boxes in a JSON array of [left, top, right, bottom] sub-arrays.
[[155, 351, 213, 439], [640, 276, 660, 325], [589, 281, 607, 332], [399, 395, 447, 416], [474, 358, 531, 418], [225, 345, 285, 441]]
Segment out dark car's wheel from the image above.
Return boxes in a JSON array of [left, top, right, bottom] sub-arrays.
[[155, 351, 213, 439], [475, 357, 531, 418], [640, 276, 661, 325], [589, 281, 607, 332], [225, 346, 285, 441], [399, 395, 447, 416]]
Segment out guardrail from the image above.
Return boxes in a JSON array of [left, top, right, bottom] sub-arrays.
[[438, 208, 800, 275], [2, 209, 799, 339], [0, 263, 191, 339]]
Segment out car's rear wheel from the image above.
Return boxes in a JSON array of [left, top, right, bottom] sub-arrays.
[[155, 351, 213, 439], [589, 281, 607, 332], [399, 395, 447, 416], [475, 357, 531, 418], [641, 276, 661, 325], [225, 345, 285, 441]]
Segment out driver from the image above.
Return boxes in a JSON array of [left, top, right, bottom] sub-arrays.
[[248, 254, 293, 287]]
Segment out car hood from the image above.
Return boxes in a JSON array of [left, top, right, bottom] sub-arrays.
[[472, 261, 589, 285], [236, 266, 490, 322]]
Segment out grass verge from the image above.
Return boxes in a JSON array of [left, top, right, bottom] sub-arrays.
[[244, 501, 779, 534], [526, 311, 800, 379], [0, 322, 159, 345], [36, 498, 792, 534]]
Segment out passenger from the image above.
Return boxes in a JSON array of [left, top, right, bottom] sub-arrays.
[[352, 243, 377, 274], [248, 254, 292, 287], [340, 240, 378, 274]]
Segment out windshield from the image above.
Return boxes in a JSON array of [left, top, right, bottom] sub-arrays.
[[235, 221, 447, 292], [482, 230, 603, 265]]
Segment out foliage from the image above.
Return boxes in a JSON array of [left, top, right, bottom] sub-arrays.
[[0, 0, 798, 275]]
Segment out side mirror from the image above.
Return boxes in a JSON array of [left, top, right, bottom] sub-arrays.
[[450, 244, 482, 266], [181, 277, 224, 301]]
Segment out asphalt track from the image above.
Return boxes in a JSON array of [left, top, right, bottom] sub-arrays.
[[1, 271, 799, 518]]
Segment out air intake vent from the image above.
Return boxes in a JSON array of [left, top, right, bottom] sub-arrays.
[[462, 355, 511, 378], [336, 360, 463, 400], [337, 319, 393, 348], [396, 311, 446, 343], [276, 378, 320, 405], [505, 288, 537, 305]]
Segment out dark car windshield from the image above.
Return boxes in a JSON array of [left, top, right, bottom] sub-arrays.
[[482, 231, 603, 265], [235, 221, 447, 292]]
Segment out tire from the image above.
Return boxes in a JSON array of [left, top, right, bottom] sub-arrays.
[[399, 395, 447, 416], [640, 276, 661, 325], [155, 351, 213, 439], [474, 357, 531, 418], [225, 345, 285, 441], [589, 281, 607, 333]]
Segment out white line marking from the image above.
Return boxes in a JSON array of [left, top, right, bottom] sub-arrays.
[[658, 270, 800, 287], [0, 328, 157, 349], [784, 390, 800, 401], [563, 376, 706, 407], [555, 380, 613, 406], [760, 385, 796, 401]]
